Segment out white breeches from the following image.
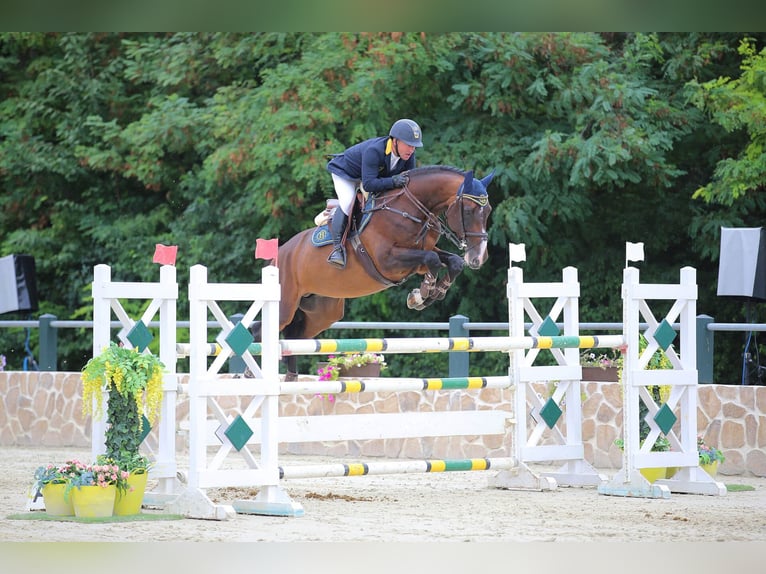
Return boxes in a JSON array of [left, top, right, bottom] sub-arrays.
[[331, 173, 359, 216]]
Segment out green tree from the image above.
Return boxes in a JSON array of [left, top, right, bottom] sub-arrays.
[[1, 32, 764, 381]]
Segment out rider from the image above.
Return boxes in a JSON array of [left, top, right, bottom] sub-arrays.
[[325, 118, 423, 268]]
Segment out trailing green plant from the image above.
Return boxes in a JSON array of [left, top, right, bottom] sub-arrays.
[[81, 342, 164, 464]]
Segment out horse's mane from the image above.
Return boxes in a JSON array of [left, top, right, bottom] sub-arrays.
[[409, 165, 465, 177]]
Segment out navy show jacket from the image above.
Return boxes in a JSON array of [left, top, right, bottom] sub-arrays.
[[327, 136, 415, 194]]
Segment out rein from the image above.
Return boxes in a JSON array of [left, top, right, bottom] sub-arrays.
[[364, 182, 487, 251]]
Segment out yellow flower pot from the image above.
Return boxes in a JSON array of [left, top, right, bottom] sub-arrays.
[[639, 467, 667, 483], [71, 484, 117, 518], [701, 460, 719, 477], [41, 482, 74, 516], [113, 470, 148, 516]]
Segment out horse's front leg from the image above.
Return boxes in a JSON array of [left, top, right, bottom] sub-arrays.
[[407, 272, 436, 310], [389, 249, 443, 310], [406, 250, 464, 310], [430, 249, 464, 300]]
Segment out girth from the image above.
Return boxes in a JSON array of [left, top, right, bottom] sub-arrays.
[[349, 235, 406, 287]]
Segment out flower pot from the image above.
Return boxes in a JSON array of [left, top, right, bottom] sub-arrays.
[[338, 363, 382, 378], [113, 470, 148, 516], [701, 460, 719, 477], [581, 366, 619, 382], [317, 362, 382, 378], [639, 467, 667, 483], [71, 484, 117, 518], [41, 482, 74, 516]]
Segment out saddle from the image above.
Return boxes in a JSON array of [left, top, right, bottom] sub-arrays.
[[310, 191, 400, 286], [311, 189, 373, 247]]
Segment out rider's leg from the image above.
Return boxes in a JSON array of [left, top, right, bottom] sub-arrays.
[[327, 210, 349, 268], [327, 174, 357, 268]]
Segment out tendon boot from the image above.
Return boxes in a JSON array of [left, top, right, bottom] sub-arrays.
[[327, 211, 349, 268]]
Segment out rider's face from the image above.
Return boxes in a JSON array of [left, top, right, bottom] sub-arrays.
[[394, 139, 416, 160]]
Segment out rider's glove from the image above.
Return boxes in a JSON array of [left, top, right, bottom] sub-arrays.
[[391, 173, 409, 188]]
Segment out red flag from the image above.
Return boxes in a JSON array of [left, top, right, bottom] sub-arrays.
[[152, 244, 178, 266], [255, 238, 279, 266]]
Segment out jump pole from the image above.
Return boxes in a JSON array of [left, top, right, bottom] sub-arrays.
[[175, 334, 626, 358]]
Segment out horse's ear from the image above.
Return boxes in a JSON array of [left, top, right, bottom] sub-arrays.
[[461, 170, 474, 196], [480, 170, 495, 188]]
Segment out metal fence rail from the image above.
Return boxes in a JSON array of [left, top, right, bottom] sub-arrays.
[[0, 312, 761, 383]]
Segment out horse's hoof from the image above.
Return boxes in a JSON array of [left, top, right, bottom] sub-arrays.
[[285, 371, 298, 382], [407, 289, 424, 310], [407, 289, 428, 310]]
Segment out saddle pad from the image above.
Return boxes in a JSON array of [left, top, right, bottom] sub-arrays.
[[310, 196, 376, 248], [311, 224, 333, 247]]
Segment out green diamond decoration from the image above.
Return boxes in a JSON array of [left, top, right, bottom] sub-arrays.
[[652, 319, 677, 352], [139, 415, 152, 444], [539, 397, 563, 429], [224, 415, 254, 451], [127, 321, 153, 352], [538, 316, 560, 337], [653, 402, 677, 435], [225, 322, 255, 357]]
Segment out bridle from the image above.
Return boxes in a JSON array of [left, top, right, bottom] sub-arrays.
[[443, 188, 490, 251], [366, 177, 489, 251]]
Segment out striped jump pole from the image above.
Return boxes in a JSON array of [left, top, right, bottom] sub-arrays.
[[278, 457, 516, 479], [231, 457, 518, 516], [175, 334, 626, 358], [280, 375, 511, 395]]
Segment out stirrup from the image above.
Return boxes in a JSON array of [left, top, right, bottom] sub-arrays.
[[327, 247, 346, 268]]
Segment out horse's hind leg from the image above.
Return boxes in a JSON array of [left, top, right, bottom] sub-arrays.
[[297, 295, 345, 340], [281, 310, 306, 381], [279, 296, 344, 381]]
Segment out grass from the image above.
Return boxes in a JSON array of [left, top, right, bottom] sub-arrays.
[[726, 483, 755, 492]]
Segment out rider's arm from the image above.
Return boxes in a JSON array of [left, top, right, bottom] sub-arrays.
[[360, 140, 398, 194]]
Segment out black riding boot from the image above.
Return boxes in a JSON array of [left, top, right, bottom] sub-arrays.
[[327, 211, 348, 268]]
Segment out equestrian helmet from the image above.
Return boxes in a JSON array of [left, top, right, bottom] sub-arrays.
[[389, 119, 423, 147]]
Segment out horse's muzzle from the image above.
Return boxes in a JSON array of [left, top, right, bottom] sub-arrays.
[[464, 242, 488, 269]]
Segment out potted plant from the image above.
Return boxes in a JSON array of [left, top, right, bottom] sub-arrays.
[[64, 460, 131, 518], [580, 350, 621, 381], [697, 435, 725, 476], [316, 352, 387, 381], [32, 459, 82, 516], [81, 342, 164, 514]]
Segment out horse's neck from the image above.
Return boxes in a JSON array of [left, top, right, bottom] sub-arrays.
[[409, 180, 456, 215]]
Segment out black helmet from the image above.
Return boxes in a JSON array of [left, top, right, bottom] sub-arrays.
[[389, 118, 423, 147]]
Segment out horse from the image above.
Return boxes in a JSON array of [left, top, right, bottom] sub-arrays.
[[257, 165, 494, 380]]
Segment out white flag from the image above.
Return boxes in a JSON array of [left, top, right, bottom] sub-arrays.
[[508, 243, 526, 262], [626, 242, 645, 264]]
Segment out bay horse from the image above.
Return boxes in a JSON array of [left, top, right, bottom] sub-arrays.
[[261, 165, 494, 380]]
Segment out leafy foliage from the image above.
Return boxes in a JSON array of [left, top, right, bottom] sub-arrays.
[[80, 343, 164, 463], [1, 32, 766, 383]]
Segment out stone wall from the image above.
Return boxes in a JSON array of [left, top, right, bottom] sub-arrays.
[[2, 370, 765, 477]]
